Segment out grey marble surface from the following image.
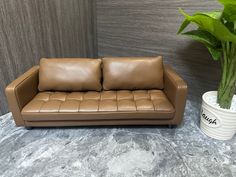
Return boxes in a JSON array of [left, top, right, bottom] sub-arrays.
[[0, 100, 235, 177]]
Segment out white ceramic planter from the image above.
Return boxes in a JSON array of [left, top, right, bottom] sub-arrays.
[[200, 91, 236, 140]]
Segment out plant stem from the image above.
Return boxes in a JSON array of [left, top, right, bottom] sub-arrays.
[[217, 42, 236, 109]]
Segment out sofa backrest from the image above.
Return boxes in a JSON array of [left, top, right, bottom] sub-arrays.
[[38, 58, 102, 91], [102, 56, 164, 90]]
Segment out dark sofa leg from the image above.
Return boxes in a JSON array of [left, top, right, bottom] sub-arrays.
[[25, 127, 33, 130], [168, 125, 175, 129]]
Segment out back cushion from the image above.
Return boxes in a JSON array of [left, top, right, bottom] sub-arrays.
[[38, 58, 102, 91], [102, 56, 164, 90]]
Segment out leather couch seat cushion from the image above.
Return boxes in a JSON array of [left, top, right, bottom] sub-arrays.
[[38, 58, 102, 91], [22, 90, 175, 121], [102, 57, 164, 90]]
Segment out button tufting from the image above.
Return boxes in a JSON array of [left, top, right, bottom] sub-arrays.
[[22, 90, 174, 113]]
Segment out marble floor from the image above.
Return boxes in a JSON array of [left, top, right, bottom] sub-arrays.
[[0, 100, 235, 177]]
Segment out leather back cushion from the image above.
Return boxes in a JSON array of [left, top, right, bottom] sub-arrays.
[[38, 58, 102, 91], [102, 56, 164, 90]]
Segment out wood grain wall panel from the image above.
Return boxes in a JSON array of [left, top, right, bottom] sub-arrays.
[[0, 0, 97, 115], [96, 0, 222, 103]]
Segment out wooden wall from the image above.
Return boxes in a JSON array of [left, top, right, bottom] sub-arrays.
[[96, 0, 222, 102], [0, 0, 97, 115]]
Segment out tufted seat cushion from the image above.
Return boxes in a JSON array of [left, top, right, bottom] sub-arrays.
[[22, 90, 175, 121]]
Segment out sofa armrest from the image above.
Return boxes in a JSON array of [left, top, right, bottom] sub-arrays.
[[5, 66, 39, 126], [164, 65, 188, 124]]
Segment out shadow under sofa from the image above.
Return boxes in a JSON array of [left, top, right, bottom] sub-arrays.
[[5, 56, 187, 128]]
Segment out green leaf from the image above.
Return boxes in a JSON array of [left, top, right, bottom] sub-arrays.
[[179, 9, 236, 43], [218, 0, 236, 5], [222, 4, 236, 22], [181, 29, 222, 60], [207, 47, 222, 60], [195, 11, 222, 20], [224, 22, 235, 33], [182, 30, 220, 48], [218, 0, 236, 29], [177, 19, 190, 34]]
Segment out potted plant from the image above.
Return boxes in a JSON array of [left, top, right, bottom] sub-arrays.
[[178, 0, 236, 140]]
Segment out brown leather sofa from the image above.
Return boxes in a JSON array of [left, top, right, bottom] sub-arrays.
[[5, 57, 187, 128]]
